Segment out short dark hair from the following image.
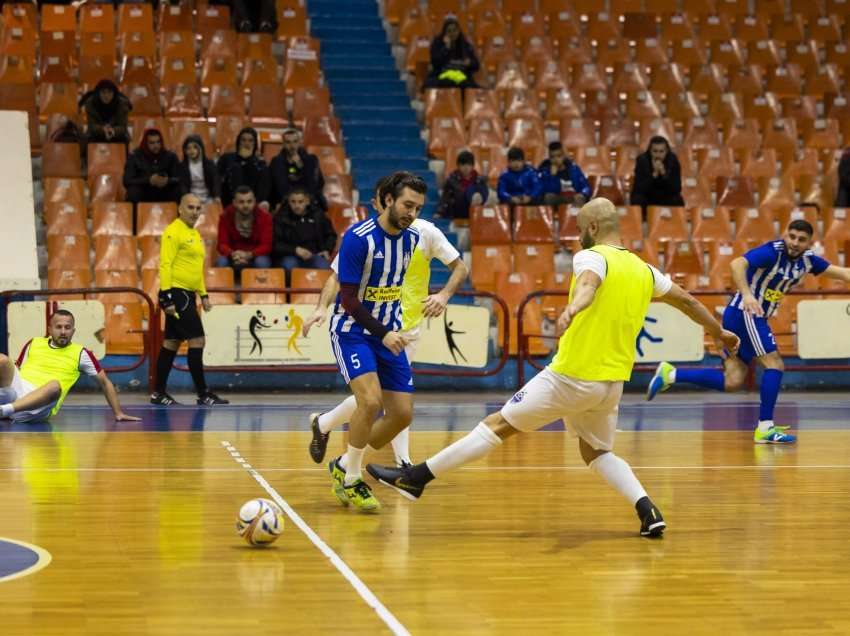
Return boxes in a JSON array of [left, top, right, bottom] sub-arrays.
[[288, 186, 310, 199], [386, 171, 427, 199], [234, 185, 255, 198], [457, 150, 475, 166], [51, 309, 75, 323], [548, 141, 563, 153], [788, 219, 814, 236], [507, 147, 524, 162]]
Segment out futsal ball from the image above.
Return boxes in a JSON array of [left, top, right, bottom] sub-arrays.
[[236, 498, 284, 546]]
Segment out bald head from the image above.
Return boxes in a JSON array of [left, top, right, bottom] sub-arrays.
[[179, 193, 202, 227], [577, 198, 620, 250]]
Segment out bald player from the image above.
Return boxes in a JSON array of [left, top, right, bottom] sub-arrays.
[[367, 198, 740, 537]]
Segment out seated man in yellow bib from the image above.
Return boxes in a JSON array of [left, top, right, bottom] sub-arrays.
[[0, 310, 140, 423]]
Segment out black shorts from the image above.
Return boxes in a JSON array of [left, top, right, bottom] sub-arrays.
[[163, 289, 205, 341]]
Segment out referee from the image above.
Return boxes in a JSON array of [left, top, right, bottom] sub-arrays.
[[150, 193, 229, 406]]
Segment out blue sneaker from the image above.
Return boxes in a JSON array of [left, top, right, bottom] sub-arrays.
[[647, 361, 675, 401], [754, 426, 796, 444]]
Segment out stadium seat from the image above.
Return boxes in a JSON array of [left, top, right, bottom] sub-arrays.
[[495, 60, 531, 95], [471, 244, 512, 293], [424, 89, 462, 123], [670, 37, 707, 66], [663, 240, 704, 275], [512, 243, 555, 287], [725, 119, 762, 152], [758, 176, 797, 215], [428, 117, 467, 160], [405, 35, 432, 75], [249, 84, 288, 125], [705, 241, 737, 290], [557, 205, 580, 250], [691, 206, 733, 242], [309, 146, 347, 177], [120, 30, 156, 59], [103, 303, 145, 355], [665, 91, 702, 124], [513, 206, 554, 243], [585, 12, 622, 41], [683, 118, 721, 150], [160, 31, 195, 60], [637, 118, 675, 149], [215, 116, 247, 156], [504, 90, 540, 122], [770, 14, 805, 41], [158, 2, 193, 32], [79, 54, 117, 87], [242, 269, 286, 305], [735, 207, 777, 243], [95, 270, 141, 305], [560, 118, 596, 148], [698, 13, 733, 41], [534, 59, 568, 94], [573, 146, 612, 177], [38, 83, 77, 121], [242, 58, 278, 89], [546, 8, 581, 43], [649, 63, 687, 95], [480, 36, 515, 74], [324, 174, 354, 207], [201, 56, 237, 89], [91, 173, 125, 203], [94, 236, 138, 272], [283, 56, 322, 93], [3, 3, 37, 31], [734, 14, 769, 41], [47, 234, 91, 271], [290, 268, 333, 305], [592, 175, 627, 205], [138, 236, 161, 272], [746, 40, 781, 67], [648, 206, 689, 242], [600, 120, 637, 149], [42, 143, 81, 179], [467, 117, 505, 148], [823, 208, 850, 243], [699, 147, 736, 181], [303, 116, 341, 147], [511, 11, 546, 45], [163, 83, 203, 119], [810, 15, 844, 43], [276, 1, 309, 39], [198, 4, 231, 39], [202, 29, 237, 61], [118, 3, 153, 33], [44, 177, 85, 210], [48, 269, 92, 301], [87, 143, 127, 180], [137, 203, 177, 238], [44, 199, 87, 237], [470, 205, 512, 244], [495, 271, 546, 355], [124, 83, 162, 117], [92, 202, 133, 237], [785, 41, 820, 72], [130, 116, 170, 150], [463, 89, 501, 122], [327, 205, 364, 237], [740, 149, 777, 180], [205, 268, 236, 306], [206, 85, 245, 119], [120, 55, 157, 86], [778, 207, 820, 236], [716, 176, 756, 208]]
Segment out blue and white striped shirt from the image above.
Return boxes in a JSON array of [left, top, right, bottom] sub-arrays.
[[330, 217, 420, 335], [729, 240, 829, 318]]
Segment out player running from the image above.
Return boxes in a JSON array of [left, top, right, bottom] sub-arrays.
[[647, 219, 850, 444], [367, 198, 740, 537], [303, 175, 469, 470]]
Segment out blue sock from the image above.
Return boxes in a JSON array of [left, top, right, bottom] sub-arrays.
[[675, 368, 726, 392], [759, 369, 783, 422]]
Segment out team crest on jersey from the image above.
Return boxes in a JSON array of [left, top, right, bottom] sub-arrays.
[[403, 252, 411, 269], [510, 390, 526, 404]]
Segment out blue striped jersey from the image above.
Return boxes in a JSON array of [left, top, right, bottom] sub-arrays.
[[330, 217, 420, 335], [729, 240, 829, 318]]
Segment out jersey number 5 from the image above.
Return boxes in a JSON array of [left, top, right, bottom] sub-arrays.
[[350, 353, 360, 369]]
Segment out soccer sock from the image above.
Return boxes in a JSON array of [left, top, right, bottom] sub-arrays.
[[675, 368, 726, 392], [759, 369, 783, 428], [318, 395, 357, 434], [187, 348, 207, 395], [155, 347, 177, 393], [0, 403, 14, 417], [390, 427, 411, 466], [588, 452, 648, 505], [424, 422, 502, 479], [343, 444, 366, 485], [338, 445, 375, 473]]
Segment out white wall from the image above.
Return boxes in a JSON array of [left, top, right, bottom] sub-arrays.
[[0, 110, 39, 291]]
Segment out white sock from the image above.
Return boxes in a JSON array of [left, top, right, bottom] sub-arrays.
[[589, 452, 648, 505], [343, 444, 367, 485], [426, 422, 502, 477], [757, 419, 774, 433], [669, 368, 677, 382], [319, 395, 358, 434], [390, 427, 411, 466], [0, 403, 14, 417], [339, 445, 376, 477]]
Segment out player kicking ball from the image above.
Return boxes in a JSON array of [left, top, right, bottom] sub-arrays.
[[367, 198, 740, 537], [647, 220, 850, 444]]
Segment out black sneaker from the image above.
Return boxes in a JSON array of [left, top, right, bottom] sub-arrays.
[[308, 412, 330, 464], [366, 463, 426, 501], [636, 497, 666, 538], [150, 391, 179, 406], [197, 391, 229, 406]]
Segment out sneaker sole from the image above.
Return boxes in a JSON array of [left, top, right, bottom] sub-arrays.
[[641, 521, 666, 537], [754, 438, 796, 444]]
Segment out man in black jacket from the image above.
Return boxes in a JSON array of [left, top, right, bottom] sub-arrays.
[[123, 128, 181, 215], [217, 127, 271, 209], [270, 129, 327, 212], [630, 136, 685, 213], [272, 187, 336, 276]]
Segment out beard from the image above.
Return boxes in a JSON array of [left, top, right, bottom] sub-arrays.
[[580, 230, 595, 250], [387, 204, 411, 230]]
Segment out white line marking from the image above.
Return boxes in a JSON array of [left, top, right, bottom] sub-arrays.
[[219, 440, 410, 636]]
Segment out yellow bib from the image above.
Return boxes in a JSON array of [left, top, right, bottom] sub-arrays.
[[401, 246, 430, 331], [549, 245, 654, 382], [19, 337, 85, 416]]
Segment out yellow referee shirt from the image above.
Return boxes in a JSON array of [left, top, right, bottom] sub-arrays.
[[160, 217, 207, 295]]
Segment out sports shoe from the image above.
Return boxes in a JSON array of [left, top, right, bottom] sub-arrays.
[[646, 361, 675, 401], [342, 479, 381, 512], [366, 463, 426, 501], [328, 457, 348, 505], [754, 426, 796, 444], [308, 412, 329, 463], [150, 391, 179, 406], [197, 391, 229, 406], [636, 497, 666, 538]]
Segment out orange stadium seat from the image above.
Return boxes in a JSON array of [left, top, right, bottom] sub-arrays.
[[0, 54, 33, 85], [759, 176, 797, 215], [95, 270, 141, 305], [118, 3, 153, 32], [716, 176, 756, 208], [479, 36, 515, 74], [283, 55, 322, 93], [495, 271, 546, 355], [44, 177, 85, 210], [560, 117, 596, 149], [290, 85, 331, 127], [276, 1, 308, 39], [557, 205, 580, 249], [248, 84, 287, 125], [428, 117, 467, 160], [208, 83, 247, 118], [698, 147, 736, 181], [124, 83, 162, 117], [121, 55, 157, 87], [648, 206, 689, 243], [241, 269, 286, 304], [138, 236, 161, 271], [42, 143, 82, 179], [823, 208, 850, 243], [205, 268, 237, 306], [130, 116, 170, 150], [309, 146, 347, 177], [3, 3, 37, 31], [513, 206, 554, 243], [169, 120, 211, 155], [778, 207, 820, 236], [202, 29, 238, 60], [463, 89, 500, 122], [38, 83, 77, 121], [547, 8, 580, 44], [215, 116, 247, 156], [290, 268, 333, 304], [327, 205, 364, 237], [137, 203, 177, 238], [471, 245, 512, 293], [160, 31, 195, 60], [103, 303, 145, 355], [48, 269, 92, 300], [324, 174, 354, 207], [600, 120, 636, 149], [504, 90, 540, 122], [196, 201, 223, 240], [41, 4, 75, 32], [512, 243, 556, 286], [470, 205, 511, 244], [163, 83, 203, 119], [90, 173, 125, 204], [469, 8, 507, 47], [785, 41, 820, 72], [158, 2, 193, 32], [79, 55, 117, 87], [699, 13, 733, 41], [44, 199, 86, 237], [573, 146, 612, 177], [201, 57, 237, 89], [88, 143, 127, 179], [663, 240, 704, 276], [425, 89, 462, 123], [511, 12, 546, 46], [47, 234, 91, 271], [725, 119, 762, 152], [735, 207, 777, 243], [585, 12, 622, 41], [80, 30, 116, 59], [242, 58, 278, 89], [120, 30, 156, 59], [92, 202, 134, 237], [303, 116, 341, 147], [94, 236, 138, 272], [740, 149, 778, 180], [467, 117, 504, 148], [198, 4, 231, 39]]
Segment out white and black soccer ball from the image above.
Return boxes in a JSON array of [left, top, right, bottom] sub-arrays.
[[236, 498, 284, 546]]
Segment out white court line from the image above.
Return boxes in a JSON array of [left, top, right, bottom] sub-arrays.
[[220, 441, 410, 636]]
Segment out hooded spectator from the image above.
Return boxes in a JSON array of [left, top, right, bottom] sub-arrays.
[[78, 79, 131, 144], [424, 17, 480, 90], [217, 127, 271, 208], [216, 186, 273, 274], [269, 128, 327, 212], [537, 142, 591, 207], [178, 134, 220, 204], [497, 147, 542, 205], [272, 187, 336, 272], [437, 150, 488, 219], [630, 136, 684, 209], [123, 128, 181, 210]]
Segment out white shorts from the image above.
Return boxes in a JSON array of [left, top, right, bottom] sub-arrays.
[[0, 367, 57, 423], [500, 367, 624, 451], [402, 326, 420, 364]]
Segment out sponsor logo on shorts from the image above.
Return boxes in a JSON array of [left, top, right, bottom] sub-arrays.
[[510, 390, 526, 404], [365, 286, 402, 302]]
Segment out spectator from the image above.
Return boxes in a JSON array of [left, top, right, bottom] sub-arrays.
[[123, 128, 181, 224], [178, 134, 220, 204], [537, 142, 591, 207], [437, 150, 488, 219], [497, 147, 542, 205], [630, 136, 684, 209], [216, 186, 273, 274], [424, 17, 479, 90], [269, 128, 327, 212], [217, 127, 271, 209], [231, 0, 277, 33], [272, 187, 336, 272], [78, 79, 131, 145], [835, 148, 850, 207]]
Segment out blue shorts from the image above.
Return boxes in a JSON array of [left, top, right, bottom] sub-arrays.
[[330, 332, 413, 393], [722, 306, 777, 365]]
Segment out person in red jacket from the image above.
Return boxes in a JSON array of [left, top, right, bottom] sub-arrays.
[[216, 186, 273, 277]]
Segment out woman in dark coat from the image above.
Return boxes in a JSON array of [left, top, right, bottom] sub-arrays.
[[423, 18, 480, 90], [216, 127, 271, 209], [630, 135, 685, 210], [78, 79, 131, 144]]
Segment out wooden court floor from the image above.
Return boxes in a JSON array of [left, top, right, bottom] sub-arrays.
[[2, 414, 850, 635]]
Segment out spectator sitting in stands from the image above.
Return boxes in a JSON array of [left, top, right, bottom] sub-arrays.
[[537, 142, 591, 207], [123, 128, 181, 221], [78, 79, 130, 145], [835, 147, 850, 207], [217, 127, 271, 210], [630, 135, 684, 210], [231, 0, 277, 33], [272, 187, 336, 272], [423, 17, 480, 90], [216, 186, 273, 275], [269, 128, 327, 213], [178, 134, 220, 204], [497, 147, 542, 206], [437, 150, 488, 219]]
